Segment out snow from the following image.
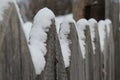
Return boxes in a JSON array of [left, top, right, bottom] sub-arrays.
[[29, 7, 55, 74], [77, 19, 89, 59], [88, 18, 97, 54], [23, 22, 32, 42], [59, 19, 74, 67], [98, 20, 106, 52], [0, 0, 12, 21], [55, 14, 73, 33], [105, 19, 112, 36]]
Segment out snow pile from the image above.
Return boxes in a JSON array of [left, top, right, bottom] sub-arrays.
[[77, 19, 88, 59], [105, 19, 112, 36], [23, 22, 32, 42], [0, 0, 12, 21], [55, 14, 73, 33], [59, 19, 74, 67], [98, 20, 106, 52], [88, 18, 97, 54], [29, 7, 55, 74]]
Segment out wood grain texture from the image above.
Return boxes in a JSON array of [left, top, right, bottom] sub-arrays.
[[105, 0, 119, 80], [69, 23, 84, 80], [38, 20, 56, 80], [92, 24, 102, 80], [55, 28, 68, 80], [0, 3, 35, 80], [85, 25, 94, 80]]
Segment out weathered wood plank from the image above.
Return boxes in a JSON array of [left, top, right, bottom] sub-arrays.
[[37, 20, 56, 80], [0, 3, 35, 80], [56, 28, 68, 80], [85, 25, 94, 80], [69, 23, 84, 80], [107, 23, 114, 80], [102, 25, 109, 80], [58, 22, 84, 80], [105, 1, 119, 79], [93, 23, 102, 80]]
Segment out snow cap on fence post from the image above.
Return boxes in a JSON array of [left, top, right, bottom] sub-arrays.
[[59, 18, 75, 68], [77, 19, 89, 59], [98, 20, 106, 52], [88, 18, 97, 54], [105, 19, 112, 36], [29, 7, 55, 75], [0, 0, 12, 21]]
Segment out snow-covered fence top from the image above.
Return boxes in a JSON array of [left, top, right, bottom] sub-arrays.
[[29, 8, 55, 75], [0, 3, 114, 80], [57, 18, 114, 80]]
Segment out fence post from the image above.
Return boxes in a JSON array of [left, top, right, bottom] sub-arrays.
[[105, 0, 119, 79], [55, 29, 68, 80], [106, 21, 114, 80], [85, 25, 94, 80], [69, 23, 84, 80], [92, 23, 103, 80], [59, 21, 84, 80], [35, 19, 56, 80], [0, 2, 35, 80]]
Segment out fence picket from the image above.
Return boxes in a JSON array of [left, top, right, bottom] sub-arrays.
[[92, 23, 103, 80], [85, 25, 94, 80]]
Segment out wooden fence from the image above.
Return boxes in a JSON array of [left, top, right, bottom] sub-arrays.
[[105, 0, 119, 80], [0, 2, 115, 80]]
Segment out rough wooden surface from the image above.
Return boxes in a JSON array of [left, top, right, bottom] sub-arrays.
[[109, 24, 114, 80], [56, 29, 67, 80], [106, 24, 114, 80], [0, 3, 35, 80], [105, 0, 119, 80], [85, 25, 94, 80], [69, 23, 84, 80], [93, 24, 102, 80], [38, 20, 56, 80]]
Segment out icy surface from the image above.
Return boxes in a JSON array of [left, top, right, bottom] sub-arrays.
[[98, 20, 106, 52], [29, 7, 55, 74], [0, 0, 12, 21], [88, 18, 97, 54], [77, 19, 88, 59], [59, 19, 74, 67]]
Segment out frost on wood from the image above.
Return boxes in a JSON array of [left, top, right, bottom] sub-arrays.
[[55, 14, 73, 33], [29, 7, 55, 75], [77, 19, 88, 59], [88, 18, 97, 54], [105, 19, 112, 36], [98, 20, 106, 52], [59, 19, 75, 68], [23, 22, 32, 42], [0, 0, 12, 21]]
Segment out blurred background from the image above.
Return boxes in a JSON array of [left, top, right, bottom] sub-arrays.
[[16, 0, 106, 22]]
